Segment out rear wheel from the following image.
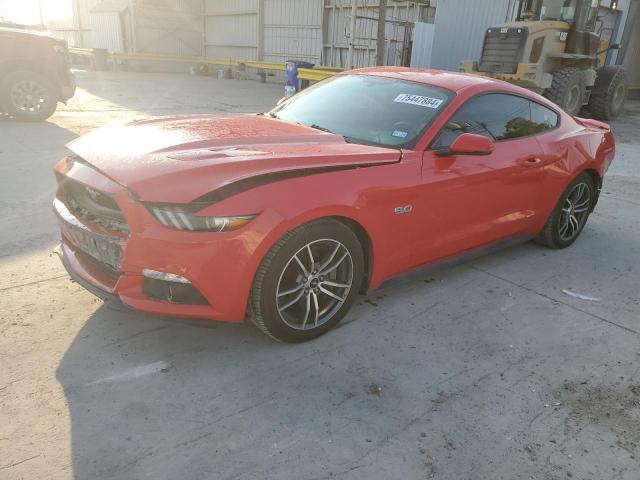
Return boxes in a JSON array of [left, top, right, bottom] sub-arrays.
[[536, 173, 595, 249], [544, 67, 585, 115], [0, 70, 58, 121], [589, 67, 627, 120], [250, 219, 364, 342]]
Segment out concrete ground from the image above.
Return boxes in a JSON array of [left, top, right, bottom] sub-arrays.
[[1, 69, 639, 480]]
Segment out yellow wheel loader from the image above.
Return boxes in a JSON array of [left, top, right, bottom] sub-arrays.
[[460, 0, 628, 119]]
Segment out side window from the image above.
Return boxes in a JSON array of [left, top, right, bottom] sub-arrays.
[[431, 94, 498, 148], [530, 101, 559, 131], [432, 94, 558, 148]]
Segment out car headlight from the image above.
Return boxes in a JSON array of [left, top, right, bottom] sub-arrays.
[[148, 205, 255, 232]]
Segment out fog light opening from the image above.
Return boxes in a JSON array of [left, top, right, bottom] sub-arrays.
[[141, 270, 209, 306], [142, 268, 191, 284]]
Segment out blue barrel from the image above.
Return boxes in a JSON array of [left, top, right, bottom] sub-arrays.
[[285, 60, 316, 92]]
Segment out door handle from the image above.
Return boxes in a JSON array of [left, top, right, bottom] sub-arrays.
[[522, 157, 542, 167]]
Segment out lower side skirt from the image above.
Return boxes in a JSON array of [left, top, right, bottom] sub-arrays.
[[376, 235, 534, 292]]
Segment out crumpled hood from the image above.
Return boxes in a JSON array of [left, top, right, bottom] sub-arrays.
[[67, 114, 401, 203]]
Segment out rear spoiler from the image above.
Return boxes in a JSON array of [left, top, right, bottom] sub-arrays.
[[574, 117, 611, 131]]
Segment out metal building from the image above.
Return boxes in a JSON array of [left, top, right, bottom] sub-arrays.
[[202, 0, 434, 68], [50, 0, 202, 57], [52, 0, 638, 90], [414, 0, 519, 71]]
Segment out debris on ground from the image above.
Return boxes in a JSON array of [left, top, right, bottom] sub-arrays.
[[562, 289, 602, 302]]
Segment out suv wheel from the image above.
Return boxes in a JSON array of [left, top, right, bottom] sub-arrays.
[[1, 70, 58, 121]]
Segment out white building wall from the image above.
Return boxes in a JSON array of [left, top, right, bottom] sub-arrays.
[[263, 0, 323, 64], [46, 0, 101, 47], [203, 0, 432, 68], [410, 22, 435, 68], [88, 11, 124, 51], [134, 1, 202, 56], [204, 0, 259, 60]]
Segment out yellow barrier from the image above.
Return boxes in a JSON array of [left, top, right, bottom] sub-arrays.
[[69, 48, 340, 82], [298, 68, 335, 82], [68, 47, 94, 56]]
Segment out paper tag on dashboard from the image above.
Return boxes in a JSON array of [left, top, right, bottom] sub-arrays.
[[393, 94, 443, 109]]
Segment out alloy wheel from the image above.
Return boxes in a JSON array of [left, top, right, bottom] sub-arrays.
[[10, 79, 49, 112], [558, 182, 591, 242], [276, 239, 354, 330]]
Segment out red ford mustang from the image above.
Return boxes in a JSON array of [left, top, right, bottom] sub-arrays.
[[53, 67, 615, 342]]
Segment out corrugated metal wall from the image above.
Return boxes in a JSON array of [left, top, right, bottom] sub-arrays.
[[204, 0, 259, 60], [428, 0, 518, 71], [88, 12, 124, 51], [203, 0, 434, 68], [134, 1, 202, 56], [47, 0, 102, 47], [263, 0, 323, 64], [410, 22, 435, 68], [322, 0, 434, 68]]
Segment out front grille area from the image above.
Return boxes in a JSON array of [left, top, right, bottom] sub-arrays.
[[478, 28, 527, 74], [78, 250, 121, 281], [61, 178, 129, 234]]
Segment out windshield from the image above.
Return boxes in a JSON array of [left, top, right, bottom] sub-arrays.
[[269, 75, 453, 149], [523, 0, 599, 29], [532, 0, 578, 22]]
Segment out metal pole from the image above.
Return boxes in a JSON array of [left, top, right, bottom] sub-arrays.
[[128, 0, 137, 53], [257, 0, 264, 60], [376, 0, 387, 66], [38, 0, 45, 29], [201, 0, 206, 56], [75, 0, 83, 47], [347, 0, 357, 69]]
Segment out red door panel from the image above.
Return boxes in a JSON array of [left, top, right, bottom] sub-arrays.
[[411, 137, 547, 267]]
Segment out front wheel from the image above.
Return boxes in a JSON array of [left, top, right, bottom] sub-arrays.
[[0, 70, 58, 121], [250, 219, 364, 342], [536, 173, 595, 249], [544, 67, 585, 115]]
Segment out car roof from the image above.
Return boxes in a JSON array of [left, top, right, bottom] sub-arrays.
[[345, 66, 563, 112], [346, 66, 526, 94]]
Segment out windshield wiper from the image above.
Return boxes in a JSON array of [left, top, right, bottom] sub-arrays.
[[307, 124, 359, 144], [308, 124, 334, 133]]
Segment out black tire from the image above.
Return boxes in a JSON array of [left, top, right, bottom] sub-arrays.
[[543, 67, 586, 115], [536, 173, 595, 249], [0, 70, 58, 121], [250, 219, 364, 342], [589, 67, 627, 120]]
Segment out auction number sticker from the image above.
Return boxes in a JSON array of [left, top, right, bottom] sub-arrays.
[[394, 94, 443, 109]]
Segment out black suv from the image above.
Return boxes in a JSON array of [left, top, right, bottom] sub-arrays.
[[0, 27, 76, 121]]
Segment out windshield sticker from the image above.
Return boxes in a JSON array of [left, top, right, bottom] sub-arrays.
[[391, 130, 408, 139], [393, 94, 444, 109]]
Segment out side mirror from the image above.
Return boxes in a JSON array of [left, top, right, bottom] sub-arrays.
[[436, 133, 494, 156]]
